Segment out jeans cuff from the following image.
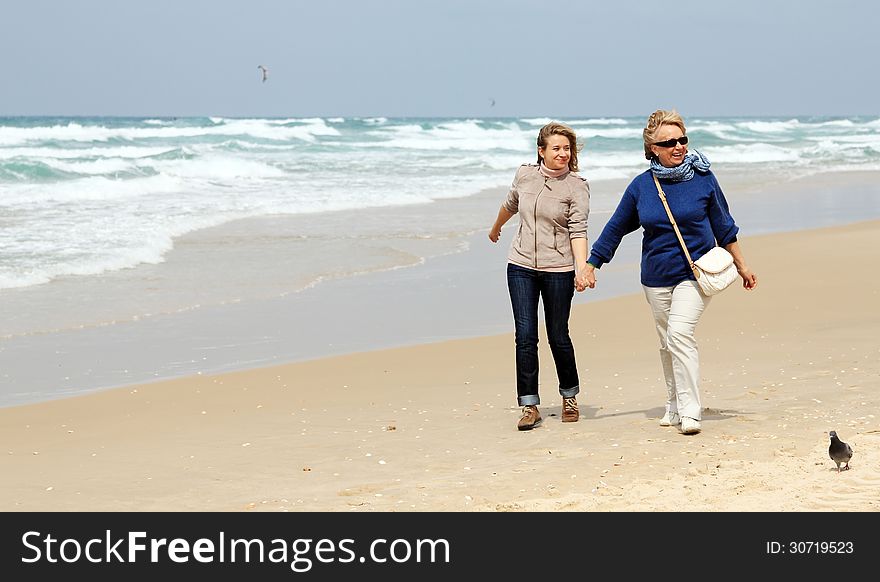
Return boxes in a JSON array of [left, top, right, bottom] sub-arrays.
[[518, 395, 540, 406], [559, 385, 579, 398]]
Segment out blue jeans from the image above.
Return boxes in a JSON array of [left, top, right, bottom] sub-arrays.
[[507, 263, 580, 406]]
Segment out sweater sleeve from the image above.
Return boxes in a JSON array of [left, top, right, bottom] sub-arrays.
[[706, 173, 739, 246], [588, 185, 641, 268]]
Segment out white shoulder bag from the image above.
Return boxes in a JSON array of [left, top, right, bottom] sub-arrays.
[[652, 175, 738, 296]]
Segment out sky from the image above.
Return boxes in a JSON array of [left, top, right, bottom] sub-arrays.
[[2, 0, 878, 118]]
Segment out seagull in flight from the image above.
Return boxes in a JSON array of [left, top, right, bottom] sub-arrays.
[[489, 97, 496, 107], [257, 65, 268, 83]]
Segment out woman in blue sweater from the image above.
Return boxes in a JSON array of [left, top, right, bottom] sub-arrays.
[[583, 110, 758, 435]]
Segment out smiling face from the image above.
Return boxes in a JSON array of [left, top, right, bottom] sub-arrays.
[[650, 124, 688, 168], [538, 134, 572, 171]]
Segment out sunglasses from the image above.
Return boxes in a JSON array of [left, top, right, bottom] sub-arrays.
[[653, 136, 689, 148]]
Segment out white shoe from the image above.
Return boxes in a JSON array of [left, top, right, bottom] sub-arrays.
[[680, 417, 702, 435], [659, 411, 681, 426]]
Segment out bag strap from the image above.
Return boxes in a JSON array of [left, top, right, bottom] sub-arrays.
[[652, 174, 699, 277]]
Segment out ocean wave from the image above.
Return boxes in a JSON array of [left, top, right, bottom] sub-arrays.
[[701, 143, 801, 164], [735, 119, 801, 133], [583, 167, 639, 181], [362, 120, 533, 151], [0, 173, 183, 205], [356, 120, 642, 150], [577, 127, 642, 139], [816, 119, 856, 128], [689, 121, 743, 140], [150, 156, 288, 179], [39, 157, 143, 176], [804, 134, 880, 146], [522, 117, 634, 128], [0, 145, 182, 160], [0, 118, 340, 146], [0, 160, 75, 181], [567, 118, 630, 126], [2, 115, 879, 292], [804, 139, 880, 158], [583, 151, 645, 168]]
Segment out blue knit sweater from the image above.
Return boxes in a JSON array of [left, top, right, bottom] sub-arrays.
[[588, 169, 739, 287]]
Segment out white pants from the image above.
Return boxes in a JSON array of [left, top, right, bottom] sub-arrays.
[[643, 280, 711, 421]]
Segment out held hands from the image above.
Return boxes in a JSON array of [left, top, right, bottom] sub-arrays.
[[575, 263, 597, 292]]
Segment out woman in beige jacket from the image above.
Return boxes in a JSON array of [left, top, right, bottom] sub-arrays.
[[489, 122, 592, 430]]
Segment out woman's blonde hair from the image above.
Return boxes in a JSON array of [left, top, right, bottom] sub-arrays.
[[537, 122, 582, 172], [643, 109, 686, 160]]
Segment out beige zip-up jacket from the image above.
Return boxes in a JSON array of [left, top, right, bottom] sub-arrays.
[[502, 164, 590, 271]]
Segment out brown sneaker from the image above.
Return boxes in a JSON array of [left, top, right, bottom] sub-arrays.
[[517, 405, 542, 431], [562, 397, 579, 422]]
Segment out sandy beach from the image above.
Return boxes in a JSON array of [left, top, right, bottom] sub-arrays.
[[2, 217, 878, 512]]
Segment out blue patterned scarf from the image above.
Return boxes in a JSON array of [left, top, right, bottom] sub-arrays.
[[650, 150, 711, 182]]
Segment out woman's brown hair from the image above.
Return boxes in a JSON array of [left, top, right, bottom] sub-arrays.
[[536, 122, 582, 172]]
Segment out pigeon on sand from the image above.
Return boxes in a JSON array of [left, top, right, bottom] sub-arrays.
[[828, 431, 853, 473]]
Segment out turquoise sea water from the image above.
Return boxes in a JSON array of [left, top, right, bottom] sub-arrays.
[[2, 115, 880, 291], [2, 115, 880, 407]]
